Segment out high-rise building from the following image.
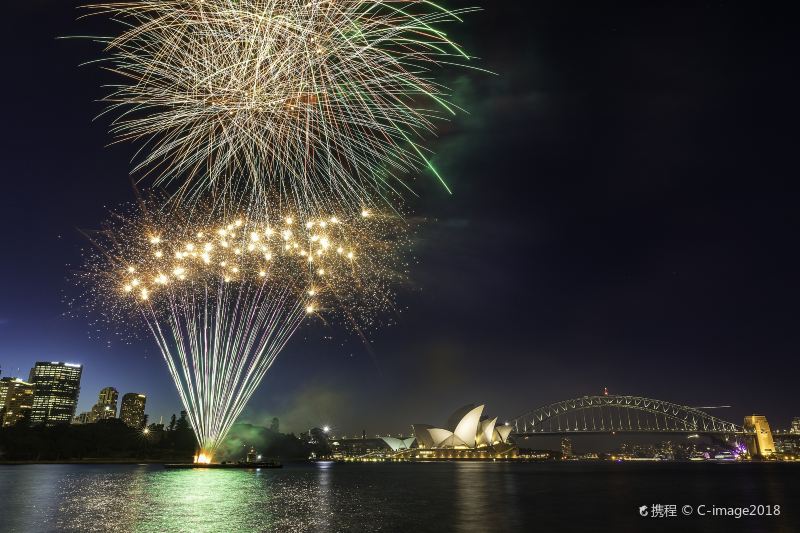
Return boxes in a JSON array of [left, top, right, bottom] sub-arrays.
[[743, 415, 776, 459], [89, 387, 119, 422], [29, 362, 83, 426], [791, 417, 800, 435], [119, 393, 147, 428], [0, 378, 11, 416], [0, 378, 35, 427], [561, 437, 573, 458], [73, 412, 91, 425]]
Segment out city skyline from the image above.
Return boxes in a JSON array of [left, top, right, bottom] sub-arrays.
[[1, 356, 797, 439], [0, 2, 798, 436]]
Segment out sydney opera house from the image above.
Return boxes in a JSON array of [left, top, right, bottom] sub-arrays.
[[382, 404, 517, 460]]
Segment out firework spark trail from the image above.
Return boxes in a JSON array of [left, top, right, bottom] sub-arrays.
[[82, 0, 481, 216], [80, 204, 405, 459], [143, 281, 305, 456]]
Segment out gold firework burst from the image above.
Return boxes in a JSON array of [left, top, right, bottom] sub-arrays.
[[82, 0, 481, 215]]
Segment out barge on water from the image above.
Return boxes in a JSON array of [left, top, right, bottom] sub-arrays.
[[164, 461, 282, 470]]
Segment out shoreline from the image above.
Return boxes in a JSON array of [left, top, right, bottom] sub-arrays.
[[0, 459, 188, 465], [3, 458, 797, 466]]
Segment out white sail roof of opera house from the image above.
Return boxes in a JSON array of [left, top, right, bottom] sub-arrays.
[[412, 404, 514, 450], [453, 405, 484, 448], [477, 417, 498, 446], [381, 436, 417, 451], [495, 425, 512, 443]]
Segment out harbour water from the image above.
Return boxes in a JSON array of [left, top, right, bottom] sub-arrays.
[[0, 462, 797, 532]]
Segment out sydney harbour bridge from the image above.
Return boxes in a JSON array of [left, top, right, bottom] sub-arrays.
[[509, 394, 744, 437]]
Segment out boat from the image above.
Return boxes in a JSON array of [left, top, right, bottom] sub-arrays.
[[713, 451, 736, 462]]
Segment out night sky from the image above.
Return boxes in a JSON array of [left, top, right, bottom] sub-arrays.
[[1, 2, 798, 435]]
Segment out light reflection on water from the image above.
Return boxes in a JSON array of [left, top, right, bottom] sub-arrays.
[[1, 462, 798, 532]]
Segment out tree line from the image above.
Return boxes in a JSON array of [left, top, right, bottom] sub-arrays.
[[0, 413, 329, 462]]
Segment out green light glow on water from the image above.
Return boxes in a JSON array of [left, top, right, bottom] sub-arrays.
[[138, 470, 273, 532], [100, 468, 329, 533], [3, 465, 336, 533]]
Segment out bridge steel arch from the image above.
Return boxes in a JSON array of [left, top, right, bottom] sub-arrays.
[[511, 395, 743, 435]]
